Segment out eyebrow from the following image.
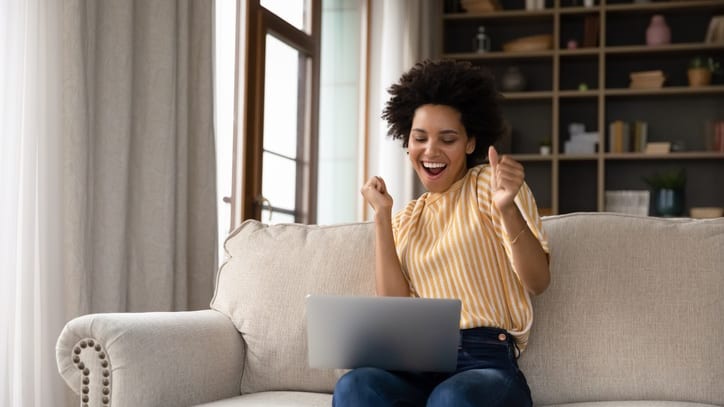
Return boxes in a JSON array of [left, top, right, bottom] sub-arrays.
[[411, 128, 459, 135]]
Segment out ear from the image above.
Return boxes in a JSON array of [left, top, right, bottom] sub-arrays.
[[466, 137, 476, 155]]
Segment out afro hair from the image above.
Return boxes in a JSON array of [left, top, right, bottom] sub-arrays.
[[382, 59, 506, 167]]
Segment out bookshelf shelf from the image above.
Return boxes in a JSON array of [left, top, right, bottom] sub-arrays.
[[444, 9, 555, 20], [558, 154, 599, 161], [605, 152, 724, 160], [511, 154, 555, 161], [604, 0, 723, 13], [559, 48, 601, 56], [605, 85, 724, 96], [443, 51, 556, 59], [503, 91, 555, 99], [559, 90, 599, 98], [440, 0, 724, 215], [605, 42, 724, 55]]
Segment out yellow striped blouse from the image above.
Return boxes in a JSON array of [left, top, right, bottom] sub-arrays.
[[391, 164, 549, 350]]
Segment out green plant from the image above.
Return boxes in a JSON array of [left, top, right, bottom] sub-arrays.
[[643, 168, 686, 190], [539, 137, 552, 147], [688, 56, 721, 74]]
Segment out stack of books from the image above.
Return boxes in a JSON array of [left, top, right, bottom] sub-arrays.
[[629, 70, 665, 89], [609, 120, 648, 153], [460, 0, 501, 12]]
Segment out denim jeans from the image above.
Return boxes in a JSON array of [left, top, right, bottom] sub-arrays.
[[332, 327, 532, 407]]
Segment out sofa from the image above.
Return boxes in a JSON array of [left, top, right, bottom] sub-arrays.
[[56, 212, 724, 406]]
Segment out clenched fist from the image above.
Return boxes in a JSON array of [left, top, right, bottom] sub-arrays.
[[361, 176, 393, 214]]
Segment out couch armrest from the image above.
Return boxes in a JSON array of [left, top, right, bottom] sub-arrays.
[[56, 309, 244, 407]]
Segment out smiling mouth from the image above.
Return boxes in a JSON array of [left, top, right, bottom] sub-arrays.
[[422, 162, 447, 176]]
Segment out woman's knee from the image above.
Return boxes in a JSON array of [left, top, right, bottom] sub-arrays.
[[427, 369, 530, 407], [332, 367, 392, 406]]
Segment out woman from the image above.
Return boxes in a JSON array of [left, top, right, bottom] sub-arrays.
[[333, 59, 550, 407]]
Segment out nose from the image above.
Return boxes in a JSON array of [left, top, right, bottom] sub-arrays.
[[424, 140, 442, 156]]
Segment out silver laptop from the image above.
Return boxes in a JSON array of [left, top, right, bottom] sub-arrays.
[[305, 295, 461, 372]]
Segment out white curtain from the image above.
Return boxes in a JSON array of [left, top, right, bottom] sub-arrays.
[[1, 1, 218, 406], [0, 1, 67, 406], [367, 0, 439, 212]]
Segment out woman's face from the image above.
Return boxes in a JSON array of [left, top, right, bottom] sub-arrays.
[[408, 104, 475, 193]]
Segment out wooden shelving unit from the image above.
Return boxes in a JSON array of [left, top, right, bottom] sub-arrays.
[[440, 0, 724, 215]]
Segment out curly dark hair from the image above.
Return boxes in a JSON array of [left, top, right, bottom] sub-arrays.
[[382, 59, 506, 167]]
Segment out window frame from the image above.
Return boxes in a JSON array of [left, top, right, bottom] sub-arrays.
[[232, 0, 321, 226]]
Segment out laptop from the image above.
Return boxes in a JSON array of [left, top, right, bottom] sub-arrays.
[[305, 294, 462, 372]]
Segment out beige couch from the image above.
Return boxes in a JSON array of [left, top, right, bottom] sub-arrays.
[[56, 212, 724, 406]]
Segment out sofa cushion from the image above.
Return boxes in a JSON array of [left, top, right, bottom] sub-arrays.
[[210, 220, 375, 394], [521, 213, 724, 406], [194, 391, 332, 407], [545, 402, 720, 407]]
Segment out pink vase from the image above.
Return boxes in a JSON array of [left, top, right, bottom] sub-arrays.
[[646, 15, 671, 46]]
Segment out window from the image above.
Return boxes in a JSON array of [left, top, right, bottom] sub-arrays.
[[317, 0, 367, 224], [229, 0, 367, 228], [233, 0, 321, 225]]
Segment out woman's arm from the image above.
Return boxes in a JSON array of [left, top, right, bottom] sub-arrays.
[[361, 176, 410, 297], [488, 147, 550, 295], [498, 205, 550, 295]]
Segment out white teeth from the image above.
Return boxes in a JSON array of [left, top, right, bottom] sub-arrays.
[[423, 162, 446, 169]]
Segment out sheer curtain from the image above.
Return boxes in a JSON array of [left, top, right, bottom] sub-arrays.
[[366, 0, 439, 213], [2, 1, 218, 406], [0, 0, 67, 406]]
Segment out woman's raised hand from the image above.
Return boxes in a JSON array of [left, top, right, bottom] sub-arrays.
[[488, 146, 525, 211], [361, 176, 393, 214]]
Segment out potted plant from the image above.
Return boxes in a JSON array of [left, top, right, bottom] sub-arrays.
[[643, 169, 686, 217], [687, 56, 721, 87]]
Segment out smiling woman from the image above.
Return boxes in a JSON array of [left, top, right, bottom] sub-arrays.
[[342, 59, 551, 407]]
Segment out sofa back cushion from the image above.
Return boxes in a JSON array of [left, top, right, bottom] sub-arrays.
[[521, 213, 724, 406], [210, 220, 375, 394]]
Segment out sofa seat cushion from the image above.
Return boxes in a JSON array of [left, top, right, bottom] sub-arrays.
[[210, 221, 376, 394], [194, 391, 332, 407], [545, 402, 721, 407]]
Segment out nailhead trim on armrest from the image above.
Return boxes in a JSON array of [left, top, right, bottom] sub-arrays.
[[73, 338, 112, 406]]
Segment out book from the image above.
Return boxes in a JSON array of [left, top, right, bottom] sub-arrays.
[[629, 70, 665, 89], [645, 142, 671, 154], [583, 15, 600, 47], [608, 120, 629, 153], [705, 15, 724, 43], [633, 121, 648, 152], [716, 121, 724, 152]]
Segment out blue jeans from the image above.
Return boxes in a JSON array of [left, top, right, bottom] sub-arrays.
[[332, 327, 532, 407]]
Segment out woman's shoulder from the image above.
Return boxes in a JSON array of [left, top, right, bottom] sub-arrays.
[[467, 164, 493, 190], [469, 163, 491, 178], [393, 196, 422, 226]]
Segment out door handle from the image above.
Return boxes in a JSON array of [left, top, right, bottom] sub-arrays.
[[254, 195, 273, 222]]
